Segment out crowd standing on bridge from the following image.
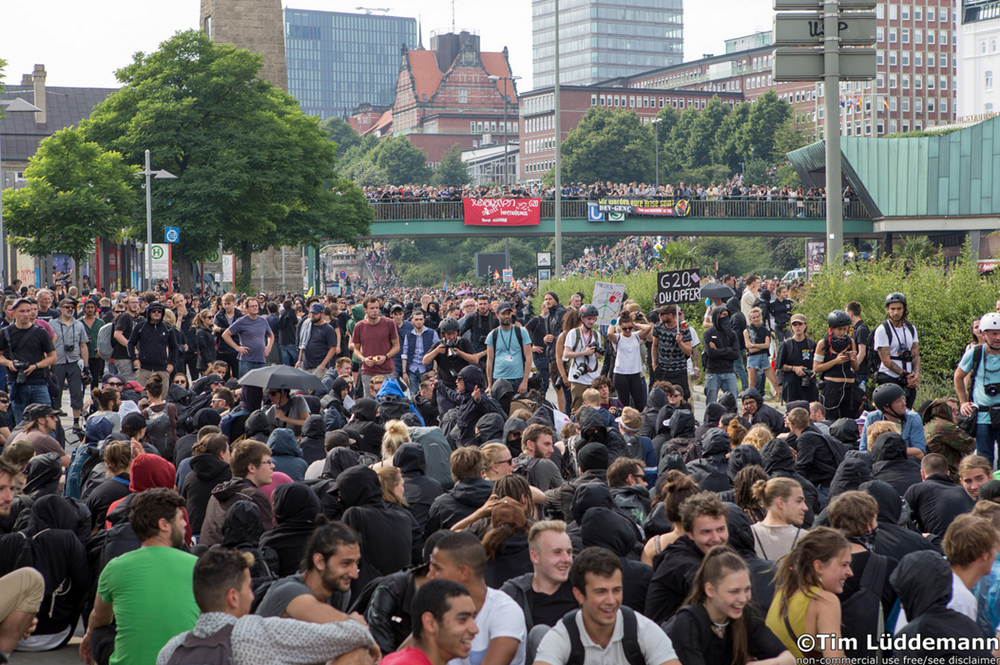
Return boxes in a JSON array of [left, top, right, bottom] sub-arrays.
[[0, 267, 996, 664]]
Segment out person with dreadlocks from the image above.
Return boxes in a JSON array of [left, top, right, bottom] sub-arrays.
[[812, 310, 860, 421]]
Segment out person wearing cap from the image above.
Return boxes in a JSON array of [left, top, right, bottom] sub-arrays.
[[351, 296, 400, 396], [51, 298, 89, 425], [10, 404, 70, 467], [775, 313, 819, 404], [485, 302, 532, 396], [296, 302, 340, 380], [0, 298, 57, 425], [127, 301, 178, 390], [389, 303, 414, 384]]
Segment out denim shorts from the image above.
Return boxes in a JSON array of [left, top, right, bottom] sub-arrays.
[[747, 353, 770, 370]]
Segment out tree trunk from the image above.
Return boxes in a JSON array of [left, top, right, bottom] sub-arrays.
[[174, 245, 195, 294]]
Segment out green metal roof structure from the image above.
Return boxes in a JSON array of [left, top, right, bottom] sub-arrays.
[[788, 116, 1000, 220]]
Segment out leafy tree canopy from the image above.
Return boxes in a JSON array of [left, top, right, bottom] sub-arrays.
[[432, 144, 471, 188], [560, 107, 654, 184]]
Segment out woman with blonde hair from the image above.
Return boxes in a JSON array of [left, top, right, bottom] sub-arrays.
[[481, 442, 513, 481], [372, 420, 409, 470], [742, 424, 774, 451], [376, 465, 407, 506]]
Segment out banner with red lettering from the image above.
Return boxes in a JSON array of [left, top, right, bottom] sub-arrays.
[[464, 198, 541, 226]]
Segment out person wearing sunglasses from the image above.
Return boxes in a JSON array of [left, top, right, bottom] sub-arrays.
[[606, 310, 654, 411]]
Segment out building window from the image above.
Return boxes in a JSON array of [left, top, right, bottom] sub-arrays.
[[878, 27, 884, 43], [988, 103, 995, 113], [477, 121, 483, 133], [915, 53, 922, 67], [459, 89, 468, 104], [889, 74, 897, 88], [987, 71, 994, 90], [600, 95, 606, 106], [889, 5, 897, 19], [915, 7, 921, 21], [889, 121, 897, 134], [890, 97, 897, 111], [902, 52, 909, 66], [902, 29, 910, 44], [927, 31, 934, 45], [915, 29, 922, 44], [927, 7, 935, 21], [941, 99, 948, 113], [915, 75, 922, 89], [928, 100, 935, 112], [889, 28, 897, 43], [901, 5, 909, 20], [915, 98, 922, 112], [877, 74, 885, 88], [470, 121, 476, 134], [902, 123, 909, 132], [877, 3, 884, 19], [877, 120, 885, 134], [928, 53, 936, 68], [591, 94, 597, 106], [902, 74, 910, 89]]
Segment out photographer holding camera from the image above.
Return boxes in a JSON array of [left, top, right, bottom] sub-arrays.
[[0, 298, 57, 425], [562, 304, 605, 415], [51, 298, 89, 426], [423, 318, 478, 414], [874, 292, 920, 409], [955, 312, 1000, 466], [775, 313, 819, 404]]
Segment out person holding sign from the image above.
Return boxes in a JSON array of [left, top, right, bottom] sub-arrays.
[[652, 305, 693, 400], [606, 311, 654, 410]]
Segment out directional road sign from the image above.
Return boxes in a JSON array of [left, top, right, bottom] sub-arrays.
[[774, 0, 875, 8], [773, 47, 877, 81], [774, 12, 877, 47], [165, 227, 180, 243]]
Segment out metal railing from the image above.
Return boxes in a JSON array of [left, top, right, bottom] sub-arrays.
[[367, 198, 871, 221]]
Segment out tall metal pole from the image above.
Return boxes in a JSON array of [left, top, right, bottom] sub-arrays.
[[145, 149, 153, 290], [823, 0, 843, 262], [553, 0, 562, 278]]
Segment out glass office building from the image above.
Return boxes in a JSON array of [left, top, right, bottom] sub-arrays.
[[285, 9, 418, 119], [532, 0, 683, 87]]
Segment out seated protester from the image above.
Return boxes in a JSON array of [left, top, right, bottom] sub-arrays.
[[11, 404, 70, 468], [580, 389, 614, 430], [646, 492, 730, 624], [321, 377, 351, 433], [434, 365, 506, 447], [758, 439, 818, 527], [608, 457, 651, 525], [869, 430, 922, 497], [639, 384, 673, 438], [413, 378, 439, 427], [860, 383, 927, 459], [826, 491, 898, 661], [693, 402, 726, 442], [686, 429, 731, 493], [338, 466, 413, 596], [218, 501, 279, 588], [393, 443, 443, 533], [720, 445, 763, 499], [580, 507, 653, 615], [828, 417, 859, 448], [157, 548, 377, 665], [200, 440, 275, 548], [104, 453, 188, 541], [173, 409, 221, 467], [176, 425, 223, 493], [255, 518, 365, 622], [344, 397, 385, 457], [922, 398, 975, 481], [656, 409, 700, 466], [141, 375, 178, 458], [305, 430, 352, 481], [859, 480, 939, 562], [298, 414, 327, 466], [533, 547, 679, 665], [669, 548, 793, 665], [514, 424, 564, 495], [242, 409, 272, 444], [903, 453, 976, 538], [266, 429, 307, 482], [258, 483, 322, 578], [84, 438, 135, 530], [750, 477, 808, 562], [641, 471, 700, 566], [66, 416, 113, 501], [809, 402, 832, 436], [380, 579, 479, 665], [891, 550, 995, 661], [787, 407, 841, 507], [265, 388, 310, 436], [80, 489, 199, 665], [739, 388, 785, 435], [960, 454, 994, 502], [190, 372, 224, 397], [377, 465, 425, 567], [547, 442, 610, 524], [591, 376, 622, 419], [180, 432, 231, 538], [616, 407, 656, 473], [501, 520, 577, 632], [482, 501, 533, 590], [970, 502, 1000, 639], [451, 475, 537, 538], [425, 447, 494, 537], [502, 416, 528, 458]]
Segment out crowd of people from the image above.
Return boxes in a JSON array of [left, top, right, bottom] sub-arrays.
[[0, 272, 997, 665], [364, 248, 400, 291], [562, 238, 662, 277]]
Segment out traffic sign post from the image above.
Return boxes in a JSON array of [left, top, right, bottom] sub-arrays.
[[773, 0, 875, 266], [164, 227, 180, 243]]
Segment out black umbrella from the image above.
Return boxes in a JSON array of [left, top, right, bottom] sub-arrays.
[[700, 283, 735, 300], [238, 365, 326, 393]]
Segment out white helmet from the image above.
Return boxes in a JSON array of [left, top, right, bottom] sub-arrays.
[[982, 312, 1000, 331]]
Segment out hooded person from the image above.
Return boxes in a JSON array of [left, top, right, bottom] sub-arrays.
[[922, 398, 975, 480], [639, 386, 671, 438], [829, 417, 861, 450], [321, 376, 351, 432], [321, 445, 361, 481], [719, 392, 751, 430], [656, 409, 701, 467], [490, 377, 515, 416], [686, 429, 731, 492], [693, 401, 726, 441], [393, 443, 442, 532], [337, 465, 413, 596], [581, 507, 652, 615], [266, 428, 308, 481], [183, 436, 233, 537], [859, 480, 938, 562], [259, 482, 322, 577], [475, 412, 506, 445], [718, 445, 764, 502], [759, 438, 819, 527], [870, 431, 922, 497], [172, 408, 222, 466], [738, 387, 785, 434], [502, 416, 528, 458], [891, 551, 993, 660], [434, 365, 506, 447], [242, 409, 273, 444], [575, 406, 629, 460], [812, 451, 874, 526], [344, 397, 386, 457], [299, 414, 327, 465], [723, 502, 776, 615], [549, 441, 610, 522], [219, 501, 278, 587]]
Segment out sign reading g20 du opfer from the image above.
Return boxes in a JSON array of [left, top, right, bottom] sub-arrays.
[[655, 269, 701, 306], [596, 198, 691, 217]]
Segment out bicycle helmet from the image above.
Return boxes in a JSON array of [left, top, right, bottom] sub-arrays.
[[827, 310, 851, 328], [872, 383, 906, 411], [981, 312, 1000, 332], [885, 293, 907, 307], [438, 317, 460, 334], [579, 304, 599, 318]]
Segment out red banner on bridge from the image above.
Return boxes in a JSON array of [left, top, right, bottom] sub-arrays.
[[464, 198, 541, 226]]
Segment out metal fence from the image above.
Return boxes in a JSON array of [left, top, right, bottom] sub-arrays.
[[368, 199, 870, 221]]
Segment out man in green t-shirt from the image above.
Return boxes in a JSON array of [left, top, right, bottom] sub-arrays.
[[80, 488, 199, 665]]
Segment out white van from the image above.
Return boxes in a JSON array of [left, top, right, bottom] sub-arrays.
[[782, 268, 807, 282]]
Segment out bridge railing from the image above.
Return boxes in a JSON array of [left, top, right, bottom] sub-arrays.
[[368, 199, 871, 221]]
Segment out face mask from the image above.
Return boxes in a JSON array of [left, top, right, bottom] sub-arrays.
[[719, 316, 732, 331], [850, 526, 878, 551]]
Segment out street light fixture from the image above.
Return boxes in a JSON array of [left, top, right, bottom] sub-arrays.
[[651, 117, 662, 190], [0, 97, 43, 287], [137, 149, 176, 290], [487, 74, 522, 186]]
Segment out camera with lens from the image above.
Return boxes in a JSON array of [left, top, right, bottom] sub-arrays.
[[800, 369, 815, 388], [64, 345, 75, 354], [897, 349, 913, 364], [572, 363, 589, 381], [12, 360, 29, 384], [442, 339, 457, 349], [587, 341, 604, 356], [986, 383, 1000, 397]]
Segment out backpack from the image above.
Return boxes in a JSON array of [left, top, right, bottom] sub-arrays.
[[511, 456, 541, 488], [63, 442, 103, 500], [870, 320, 916, 375], [378, 394, 413, 423], [164, 622, 235, 665], [176, 393, 214, 436], [958, 345, 985, 437], [838, 552, 887, 660], [146, 408, 173, 457], [97, 324, 114, 362], [486, 325, 529, 372], [562, 606, 644, 665]]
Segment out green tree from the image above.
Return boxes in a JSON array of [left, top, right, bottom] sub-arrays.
[[664, 109, 697, 176], [560, 107, 654, 184], [81, 30, 372, 289], [657, 241, 701, 270], [372, 136, 432, 186], [318, 116, 362, 158], [653, 105, 680, 183], [895, 235, 937, 270], [685, 96, 729, 168], [742, 159, 773, 187], [432, 144, 471, 187], [3, 128, 137, 283], [772, 117, 808, 161], [736, 90, 792, 163], [710, 101, 751, 171]]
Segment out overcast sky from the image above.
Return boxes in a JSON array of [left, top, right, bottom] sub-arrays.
[[1, 0, 775, 92]]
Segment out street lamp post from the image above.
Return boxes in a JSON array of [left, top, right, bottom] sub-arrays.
[[651, 117, 662, 190], [137, 150, 177, 290], [0, 97, 43, 288], [487, 74, 521, 186]]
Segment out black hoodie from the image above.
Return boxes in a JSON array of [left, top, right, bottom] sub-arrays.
[[424, 476, 494, 537], [393, 443, 443, 532], [259, 483, 322, 577], [321, 447, 361, 480], [244, 410, 273, 444], [759, 438, 818, 527], [182, 453, 232, 536], [655, 409, 700, 464], [338, 466, 413, 596], [645, 534, 706, 624], [740, 388, 785, 434], [576, 406, 629, 461], [434, 365, 505, 447], [891, 551, 992, 659], [300, 414, 327, 465], [639, 388, 670, 438], [173, 409, 222, 466], [693, 402, 726, 441], [126, 305, 178, 371], [345, 398, 386, 457], [502, 417, 528, 457], [220, 500, 278, 586], [870, 431, 922, 497], [860, 480, 939, 561], [581, 508, 651, 615], [703, 306, 740, 373], [476, 413, 506, 445], [813, 451, 874, 526], [903, 471, 975, 538], [687, 429, 731, 493], [718, 445, 763, 503]]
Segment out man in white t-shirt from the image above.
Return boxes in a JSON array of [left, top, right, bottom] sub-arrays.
[[563, 305, 604, 416], [533, 547, 678, 665], [428, 532, 526, 665], [874, 292, 920, 409]]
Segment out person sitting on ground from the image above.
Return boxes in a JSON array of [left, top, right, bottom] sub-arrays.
[[500, 520, 577, 634], [750, 477, 807, 562], [903, 453, 975, 538], [200, 440, 275, 547], [923, 398, 975, 481], [425, 447, 493, 536], [0, 458, 44, 663], [641, 471, 700, 566], [379, 579, 477, 665]]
